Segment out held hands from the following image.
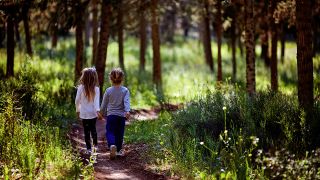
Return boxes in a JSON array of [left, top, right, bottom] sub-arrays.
[[97, 111, 105, 121], [125, 112, 131, 120]]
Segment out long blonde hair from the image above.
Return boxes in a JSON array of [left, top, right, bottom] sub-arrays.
[[79, 67, 99, 102]]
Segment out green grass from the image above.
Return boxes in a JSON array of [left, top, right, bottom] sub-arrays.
[[0, 40, 92, 178]]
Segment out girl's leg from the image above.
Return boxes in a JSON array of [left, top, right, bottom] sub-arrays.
[[82, 119, 92, 150], [89, 118, 98, 147], [106, 115, 116, 148], [115, 116, 126, 152]]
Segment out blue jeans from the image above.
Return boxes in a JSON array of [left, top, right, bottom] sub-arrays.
[[106, 115, 126, 152]]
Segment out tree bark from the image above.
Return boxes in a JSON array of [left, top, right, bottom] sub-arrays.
[[313, 14, 318, 57], [51, 27, 58, 49], [181, 16, 190, 40], [231, 7, 237, 82], [6, 15, 15, 78], [280, 24, 286, 62], [161, 7, 176, 43], [151, 0, 162, 86], [260, 5, 270, 66], [202, 0, 214, 72], [75, 6, 85, 83], [84, 10, 90, 47], [22, 3, 32, 56], [270, 0, 278, 91], [139, 1, 147, 71], [296, 0, 314, 113], [117, 0, 125, 71], [245, 0, 256, 95], [0, 20, 5, 48], [238, 33, 244, 57], [14, 21, 21, 48], [216, 0, 222, 82], [91, 0, 99, 65], [95, 0, 112, 89]]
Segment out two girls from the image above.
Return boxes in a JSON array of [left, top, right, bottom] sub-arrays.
[[75, 67, 130, 159]]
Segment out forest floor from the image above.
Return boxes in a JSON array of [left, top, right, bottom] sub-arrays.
[[69, 104, 181, 180]]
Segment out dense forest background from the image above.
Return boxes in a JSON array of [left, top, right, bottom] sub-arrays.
[[0, 0, 320, 179]]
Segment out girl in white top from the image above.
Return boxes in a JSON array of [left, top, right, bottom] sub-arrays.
[[75, 67, 102, 153]]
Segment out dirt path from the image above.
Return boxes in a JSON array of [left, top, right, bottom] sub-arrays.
[[69, 105, 181, 180]]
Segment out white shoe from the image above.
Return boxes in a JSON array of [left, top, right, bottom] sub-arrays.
[[110, 145, 116, 160], [116, 149, 124, 157]]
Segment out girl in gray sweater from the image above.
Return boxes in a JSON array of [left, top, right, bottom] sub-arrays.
[[101, 68, 130, 159]]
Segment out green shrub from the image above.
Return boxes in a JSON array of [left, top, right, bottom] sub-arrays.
[[0, 59, 89, 178], [164, 86, 320, 178]]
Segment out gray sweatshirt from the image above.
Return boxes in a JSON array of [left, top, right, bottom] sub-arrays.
[[101, 86, 130, 117]]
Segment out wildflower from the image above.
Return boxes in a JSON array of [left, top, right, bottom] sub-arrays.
[[200, 142, 204, 145], [252, 137, 259, 146], [222, 106, 226, 111]]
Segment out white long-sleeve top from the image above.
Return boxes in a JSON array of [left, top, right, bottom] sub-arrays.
[[75, 85, 100, 119]]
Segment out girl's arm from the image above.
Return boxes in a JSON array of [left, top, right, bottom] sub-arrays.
[[94, 87, 100, 113], [94, 87, 102, 119], [124, 90, 130, 119], [100, 89, 109, 116], [75, 85, 82, 119]]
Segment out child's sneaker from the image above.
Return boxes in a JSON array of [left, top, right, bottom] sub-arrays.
[[110, 145, 116, 160], [116, 149, 124, 157]]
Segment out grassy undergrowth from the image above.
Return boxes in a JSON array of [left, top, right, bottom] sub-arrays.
[[126, 87, 320, 179], [0, 52, 92, 178]]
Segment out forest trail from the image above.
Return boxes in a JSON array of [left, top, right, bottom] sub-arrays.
[[69, 104, 181, 180]]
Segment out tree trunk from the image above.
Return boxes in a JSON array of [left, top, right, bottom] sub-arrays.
[[14, 21, 21, 49], [91, 0, 99, 65], [245, 0, 256, 95], [261, 33, 270, 66], [84, 10, 90, 47], [139, 1, 147, 71], [313, 15, 318, 57], [216, 0, 222, 82], [22, 4, 32, 56], [75, 7, 84, 83], [260, 0, 270, 66], [202, 0, 214, 72], [51, 27, 58, 49], [6, 15, 15, 78], [151, 0, 162, 86], [296, 0, 314, 113], [95, 0, 112, 89], [117, 0, 125, 71], [0, 19, 5, 48], [270, 0, 278, 91], [231, 8, 237, 82], [280, 24, 286, 62], [238, 33, 244, 57], [161, 7, 176, 43], [181, 16, 190, 40]]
